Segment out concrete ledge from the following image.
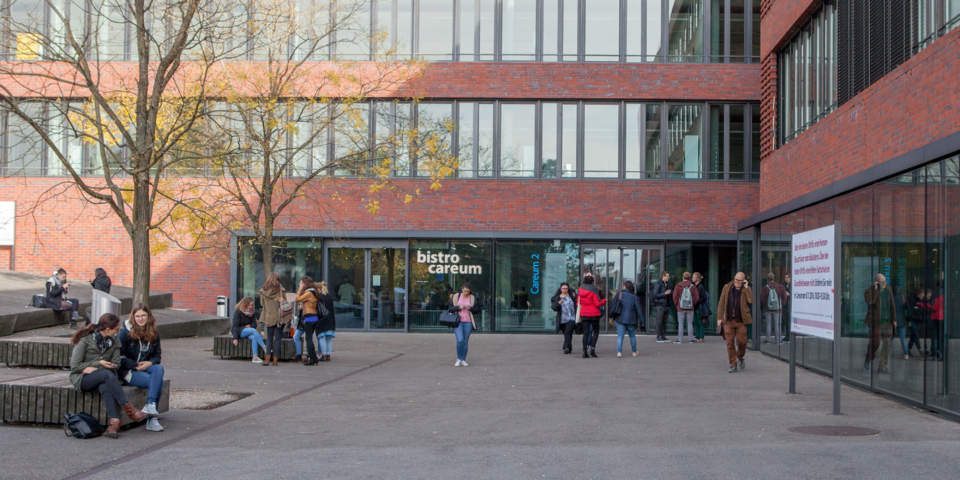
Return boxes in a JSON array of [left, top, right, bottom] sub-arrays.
[[0, 336, 72, 367], [153, 309, 230, 339]]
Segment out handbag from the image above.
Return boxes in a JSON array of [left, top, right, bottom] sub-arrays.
[[312, 291, 330, 317], [609, 291, 623, 319], [63, 412, 105, 439], [438, 310, 461, 328], [279, 298, 294, 322], [575, 297, 582, 324]]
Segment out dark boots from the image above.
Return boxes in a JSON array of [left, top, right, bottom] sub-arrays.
[[272, 355, 278, 366], [262, 354, 273, 366], [105, 418, 122, 439], [294, 354, 302, 363], [121, 403, 147, 422]]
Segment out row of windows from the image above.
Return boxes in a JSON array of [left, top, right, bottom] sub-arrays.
[[2, 0, 761, 63], [916, 0, 960, 51], [777, 1, 837, 146], [0, 100, 760, 181]]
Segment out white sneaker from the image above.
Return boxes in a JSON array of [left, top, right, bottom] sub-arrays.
[[145, 417, 164, 432], [460, 361, 468, 367], [454, 360, 462, 367], [141, 402, 159, 416], [252, 356, 263, 364]]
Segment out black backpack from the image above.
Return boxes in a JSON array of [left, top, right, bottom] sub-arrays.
[[30, 294, 46, 308], [63, 412, 105, 439]]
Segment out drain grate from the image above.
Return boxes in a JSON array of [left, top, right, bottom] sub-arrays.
[[789, 426, 880, 436]]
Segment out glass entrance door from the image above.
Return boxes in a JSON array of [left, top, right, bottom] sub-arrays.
[[582, 245, 663, 333], [325, 241, 407, 331]]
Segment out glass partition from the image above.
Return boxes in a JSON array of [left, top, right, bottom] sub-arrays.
[[409, 240, 493, 332], [495, 240, 580, 333]]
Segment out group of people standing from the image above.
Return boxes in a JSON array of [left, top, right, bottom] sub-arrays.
[[232, 272, 338, 366], [69, 303, 166, 438], [863, 274, 945, 376]]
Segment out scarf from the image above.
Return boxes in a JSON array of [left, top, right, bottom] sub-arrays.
[[94, 331, 113, 353]]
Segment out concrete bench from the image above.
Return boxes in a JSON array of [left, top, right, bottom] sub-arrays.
[[0, 336, 73, 368], [213, 334, 295, 360], [0, 372, 169, 426]]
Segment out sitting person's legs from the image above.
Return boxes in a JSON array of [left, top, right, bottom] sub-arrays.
[[240, 327, 265, 356], [81, 369, 128, 420], [128, 364, 165, 406]]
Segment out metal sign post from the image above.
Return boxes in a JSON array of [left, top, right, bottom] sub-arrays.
[[833, 222, 842, 415]]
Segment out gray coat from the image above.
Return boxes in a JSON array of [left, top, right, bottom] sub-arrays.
[[614, 290, 645, 326]]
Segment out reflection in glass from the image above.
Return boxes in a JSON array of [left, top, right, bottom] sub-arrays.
[[478, 103, 495, 176], [668, 0, 703, 62], [417, 102, 454, 177], [561, 104, 578, 177], [627, 0, 663, 62], [369, 248, 406, 330], [626, 103, 663, 179], [461, 0, 495, 61], [543, 0, 560, 60], [378, 0, 413, 57], [335, 0, 371, 60], [710, 0, 726, 62], [729, 0, 745, 61], [499, 104, 537, 177], [237, 237, 322, 312], [502, 0, 537, 60], [541, 103, 559, 178], [410, 240, 492, 332], [328, 248, 366, 330], [729, 105, 745, 179], [562, 0, 579, 61], [584, 0, 620, 61], [458, 102, 475, 177], [667, 104, 702, 178], [496, 240, 580, 333], [583, 104, 619, 178]]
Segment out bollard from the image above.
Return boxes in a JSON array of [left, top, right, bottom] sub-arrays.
[[90, 290, 121, 325], [217, 295, 229, 317]]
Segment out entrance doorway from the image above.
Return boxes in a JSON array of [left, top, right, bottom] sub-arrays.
[[581, 245, 663, 333], [324, 240, 407, 331]]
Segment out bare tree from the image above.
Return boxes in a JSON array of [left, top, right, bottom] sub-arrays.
[[0, 0, 239, 302], [157, 0, 457, 279]]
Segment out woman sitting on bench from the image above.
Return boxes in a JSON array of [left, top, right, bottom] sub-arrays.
[[232, 297, 266, 364], [70, 314, 147, 439], [119, 303, 165, 432]]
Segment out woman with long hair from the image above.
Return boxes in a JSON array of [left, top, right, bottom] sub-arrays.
[[315, 281, 337, 362], [70, 314, 147, 438], [259, 272, 284, 367], [551, 282, 578, 354], [449, 283, 480, 367], [231, 297, 266, 364], [613, 280, 644, 357], [118, 303, 165, 432], [295, 276, 321, 365], [577, 274, 606, 358]]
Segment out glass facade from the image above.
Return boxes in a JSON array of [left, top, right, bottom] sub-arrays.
[[236, 237, 739, 335], [4, 100, 759, 181], [777, 1, 837, 146], [2, 0, 760, 63], [917, 0, 960, 51], [743, 153, 960, 419]]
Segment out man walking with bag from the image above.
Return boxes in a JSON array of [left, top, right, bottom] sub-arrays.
[[672, 272, 700, 344], [761, 273, 788, 345], [718, 272, 754, 373]]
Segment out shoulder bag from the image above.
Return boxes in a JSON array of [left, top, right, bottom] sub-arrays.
[[63, 412, 105, 439], [608, 291, 623, 319], [438, 293, 462, 328]]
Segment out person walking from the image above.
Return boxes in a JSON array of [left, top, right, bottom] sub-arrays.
[[70, 313, 147, 439], [930, 290, 944, 361], [672, 272, 700, 344], [450, 283, 480, 366], [578, 275, 606, 358], [906, 288, 926, 357], [258, 273, 284, 367], [90, 268, 112, 293], [295, 276, 321, 366], [893, 286, 910, 360], [651, 271, 673, 343], [46, 268, 82, 329], [863, 274, 897, 375], [781, 274, 792, 343], [118, 303, 165, 432], [315, 281, 337, 362], [613, 281, 644, 357], [692, 272, 711, 342], [718, 272, 753, 373], [760, 273, 788, 345], [231, 297, 266, 364], [551, 283, 578, 354]]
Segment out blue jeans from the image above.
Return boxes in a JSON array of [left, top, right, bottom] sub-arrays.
[[897, 325, 909, 356], [616, 323, 637, 353], [127, 364, 165, 405], [453, 322, 473, 361], [292, 329, 303, 355], [318, 335, 333, 355], [240, 327, 266, 356]]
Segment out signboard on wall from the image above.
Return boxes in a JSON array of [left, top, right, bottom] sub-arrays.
[[791, 224, 838, 340], [0, 202, 14, 246]]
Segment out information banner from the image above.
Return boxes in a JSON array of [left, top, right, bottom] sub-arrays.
[[791, 224, 837, 340]]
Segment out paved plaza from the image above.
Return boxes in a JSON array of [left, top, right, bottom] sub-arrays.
[[2, 332, 959, 479]]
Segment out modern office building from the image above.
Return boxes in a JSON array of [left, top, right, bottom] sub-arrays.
[[1, 1, 959, 416]]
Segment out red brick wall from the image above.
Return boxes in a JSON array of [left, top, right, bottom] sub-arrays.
[[760, 0, 822, 59], [0, 177, 759, 313], [0, 246, 10, 270], [760, 28, 960, 211]]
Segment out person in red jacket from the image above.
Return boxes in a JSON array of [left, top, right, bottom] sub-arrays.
[[578, 275, 606, 358], [930, 290, 944, 361]]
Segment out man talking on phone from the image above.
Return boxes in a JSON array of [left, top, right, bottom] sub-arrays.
[[864, 273, 897, 375], [718, 272, 754, 373]]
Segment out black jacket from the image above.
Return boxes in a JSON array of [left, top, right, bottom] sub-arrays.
[[45, 276, 66, 310], [651, 279, 673, 307], [117, 319, 162, 380], [91, 274, 112, 293], [550, 292, 578, 333], [315, 292, 336, 332], [231, 310, 260, 340]]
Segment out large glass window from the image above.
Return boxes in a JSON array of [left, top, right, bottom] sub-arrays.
[[501, 0, 537, 60], [377, 0, 414, 57], [667, 104, 702, 178], [541, 103, 559, 177], [460, 0, 496, 61], [409, 240, 493, 332], [582, 104, 619, 177], [584, 0, 620, 61], [3, 103, 44, 176], [418, 0, 453, 59], [499, 103, 536, 177], [417, 102, 454, 177], [668, 0, 704, 62], [495, 240, 580, 333], [626, 0, 663, 62], [236, 237, 323, 312]]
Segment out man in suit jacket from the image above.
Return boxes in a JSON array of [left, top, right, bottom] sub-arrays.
[[864, 274, 897, 374], [718, 272, 754, 373]]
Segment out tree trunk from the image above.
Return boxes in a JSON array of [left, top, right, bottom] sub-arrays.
[[260, 233, 274, 279], [130, 173, 152, 305]]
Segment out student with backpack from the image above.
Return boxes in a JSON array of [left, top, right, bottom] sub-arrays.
[[259, 272, 284, 367], [760, 273, 789, 345], [692, 272, 712, 342], [672, 272, 700, 344]]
